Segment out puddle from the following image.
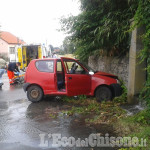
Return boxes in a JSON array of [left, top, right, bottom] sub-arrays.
[[0, 98, 117, 149], [121, 101, 146, 116]]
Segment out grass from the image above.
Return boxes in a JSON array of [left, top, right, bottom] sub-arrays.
[[61, 96, 126, 124], [115, 111, 150, 150], [60, 96, 150, 149]]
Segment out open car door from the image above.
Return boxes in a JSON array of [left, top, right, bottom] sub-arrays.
[[61, 58, 91, 96]]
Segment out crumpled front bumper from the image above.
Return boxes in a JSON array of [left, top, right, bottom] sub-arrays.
[[110, 83, 123, 97]]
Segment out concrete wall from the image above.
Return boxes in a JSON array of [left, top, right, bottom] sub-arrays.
[[88, 55, 129, 86], [88, 25, 146, 104]]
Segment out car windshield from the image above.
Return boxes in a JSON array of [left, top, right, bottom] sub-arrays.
[[78, 61, 96, 73]]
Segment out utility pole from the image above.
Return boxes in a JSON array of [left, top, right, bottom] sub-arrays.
[[127, 23, 146, 104]]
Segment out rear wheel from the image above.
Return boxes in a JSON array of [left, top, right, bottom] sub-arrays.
[[27, 85, 43, 102], [95, 86, 112, 102]]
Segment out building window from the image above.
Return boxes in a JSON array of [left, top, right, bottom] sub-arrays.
[[9, 47, 15, 54]]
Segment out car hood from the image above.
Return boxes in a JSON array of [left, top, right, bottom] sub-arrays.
[[94, 71, 118, 79]]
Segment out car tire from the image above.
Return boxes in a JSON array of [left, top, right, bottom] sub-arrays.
[[27, 85, 43, 102], [95, 86, 112, 102]]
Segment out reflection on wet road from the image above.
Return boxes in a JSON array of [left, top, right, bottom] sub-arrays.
[[0, 74, 116, 150]]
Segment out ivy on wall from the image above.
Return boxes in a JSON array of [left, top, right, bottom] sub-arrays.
[[135, 0, 150, 110]]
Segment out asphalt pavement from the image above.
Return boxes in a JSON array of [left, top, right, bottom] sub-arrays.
[[0, 74, 116, 150]]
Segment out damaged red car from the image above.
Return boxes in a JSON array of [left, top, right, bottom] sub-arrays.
[[23, 57, 122, 102]]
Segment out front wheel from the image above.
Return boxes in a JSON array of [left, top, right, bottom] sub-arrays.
[[95, 86, 112, 102], [27, 85, 43, 102]]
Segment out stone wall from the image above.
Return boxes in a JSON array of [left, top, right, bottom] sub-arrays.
[[88, 55, 129, 86]]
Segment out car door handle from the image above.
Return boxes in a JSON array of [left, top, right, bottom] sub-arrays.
[[68, 77, 72, 80]]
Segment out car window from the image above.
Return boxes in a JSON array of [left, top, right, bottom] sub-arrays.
[[36, 60, 54, 73], [63, 60, 86, 74], [78, 61, 96, 73]]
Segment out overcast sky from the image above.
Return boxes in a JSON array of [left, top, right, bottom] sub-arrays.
[[0, 0, 80, 47]]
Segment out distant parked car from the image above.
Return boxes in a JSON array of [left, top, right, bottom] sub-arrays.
[[23, 57, 122, 102]]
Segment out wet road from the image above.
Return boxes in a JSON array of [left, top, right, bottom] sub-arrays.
[[0, 74, 116, 150]]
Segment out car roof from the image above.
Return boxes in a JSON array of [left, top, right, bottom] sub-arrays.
[[32, 57, 77, 62]]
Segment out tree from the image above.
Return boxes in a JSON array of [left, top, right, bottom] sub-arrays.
[[49, 45, 54, 53], [62, 36, 76, 54], [60, 0, 137, 61]]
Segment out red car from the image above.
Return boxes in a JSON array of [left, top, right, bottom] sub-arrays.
[[23, 57, 122, 102]]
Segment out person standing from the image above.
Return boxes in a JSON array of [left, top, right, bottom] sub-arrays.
[[0, 58, 7, 87], [52, 52, 57, 58], [7, 62, 21, 84]]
